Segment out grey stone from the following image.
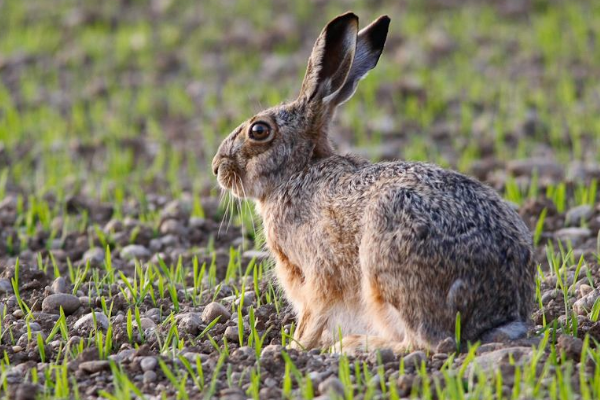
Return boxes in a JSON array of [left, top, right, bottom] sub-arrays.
[[573, 290, 600, 315], [318, 376, 345, 396], [232, 346, 255, 360], [120, 245, 151, 260], [435, 337, 456, 354], [15, 383, 38, 400], [507, 159, 563, 180], [580, 284, 594, 297], [175, 312, 203, 335], [242, 250, 270, 261], [51, 277, 68, 294], [42, 294, 81, 315], [264, 377, 278, 388], [0, 279, 13, 294], [541, 289, 559, 306], [143, 370, 157, 384], [161, 199, 192, 220], [140, 356, 157, 372], [201, 302, 231, 323], [368, 348, 396, 364], [160, 219, 185, 236], [224, 326, 239, 342], [28, 322, 42, 332], [82, 248, 105, 265], [104, 219, 123, 233], [74, 312, 110, 330], [403, 351, 427, 367], [159, 234, 179, 247], [566, 205, 593, 226], [135, 317, 156, 330], [468, 347, 532, 375], [260, 344, 283, 360], [79, 360, 110, 373], [555, 227, 591, 246], [189, 217, 206, 228], [109, 349, 135, 363], [234, 292, 255, 306]]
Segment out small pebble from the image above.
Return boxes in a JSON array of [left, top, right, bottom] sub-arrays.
[[143, 370, 157, 384], [79, 360, 111, 373], [318, 376, 345, 396], [140, 357, 157, 372], [74, 312, 110, 330], [435, 337, 456, 354], [136, 317, 156, 330], [175, 312, 203, 335], [120, 245, 151, 260], [224, 326, 239, 342], [565, 205, 593, 226], [368, 348, 395, 364], [42, 294, 81, 315], [82, 248, 105, 265], [555, 228, 592, 246], [201, 302, 231, 323], [403, 351, 427, 367], [28, 322, 42, 332], [51, 277, 68, 294], [0, 279, 13, 294]]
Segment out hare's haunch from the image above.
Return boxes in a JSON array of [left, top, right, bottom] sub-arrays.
[[213, 12, 535, 354]]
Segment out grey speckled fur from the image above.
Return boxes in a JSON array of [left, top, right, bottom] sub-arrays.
[[212, 12, 536, 353]]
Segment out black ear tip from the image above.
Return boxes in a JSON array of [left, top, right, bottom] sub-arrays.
[[329, 12, 359, 28], [375, 15, 391, 31], [379, 15, 391, 25], [365, 15, 390, 48], [338, 11, 359, 20]]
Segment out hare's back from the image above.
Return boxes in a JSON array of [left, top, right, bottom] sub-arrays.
[[360, 161, 531, 248]]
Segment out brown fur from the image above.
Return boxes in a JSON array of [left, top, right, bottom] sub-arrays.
[[212, 13, 535, 354]]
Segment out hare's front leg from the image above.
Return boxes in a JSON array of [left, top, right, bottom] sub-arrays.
[[273, 252, 329, 350], [289, 307, 328, 350]]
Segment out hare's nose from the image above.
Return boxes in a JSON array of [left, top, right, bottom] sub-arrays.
[[211, 155, 221, 176], [212, 160, 221, 176]]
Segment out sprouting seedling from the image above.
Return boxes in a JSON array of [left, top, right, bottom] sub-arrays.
[[37, 333, 46, 363], [11, 259, 31, 315], [455, 312, 461, 353], [237, 284, 246, 347], [533, 208, 547, 246], [205, 352, 227, 399], [179, 355, 204, 392]]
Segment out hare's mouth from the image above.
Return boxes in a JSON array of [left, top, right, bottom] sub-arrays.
[[216, 162, 245, 197]]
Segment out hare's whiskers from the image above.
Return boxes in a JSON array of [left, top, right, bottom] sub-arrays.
[[238, 179, 258, 241], [218, 187, 233, 236]]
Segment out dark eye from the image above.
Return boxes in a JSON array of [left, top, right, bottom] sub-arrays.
[[249, 122, 272, 141]]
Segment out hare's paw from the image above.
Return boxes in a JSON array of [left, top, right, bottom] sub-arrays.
[[331, 335, 406, 356]]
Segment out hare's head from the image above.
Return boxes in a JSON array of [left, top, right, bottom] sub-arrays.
[[212, 12, 389, 200]]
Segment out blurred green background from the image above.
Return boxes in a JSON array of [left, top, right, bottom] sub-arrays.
[[1, 0, 599, 207]]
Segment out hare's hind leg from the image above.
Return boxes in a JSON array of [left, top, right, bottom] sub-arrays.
[[359, 197, 453, 351]]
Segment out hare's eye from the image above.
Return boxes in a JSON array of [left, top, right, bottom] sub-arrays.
[[249, 122, 272, 141]]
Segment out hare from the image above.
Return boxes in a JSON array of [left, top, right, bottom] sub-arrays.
[[212, 12, 536, 354]]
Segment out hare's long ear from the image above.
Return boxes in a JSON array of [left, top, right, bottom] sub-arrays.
[[298, 12, 359, 104], [330, 15, 390, 106]]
